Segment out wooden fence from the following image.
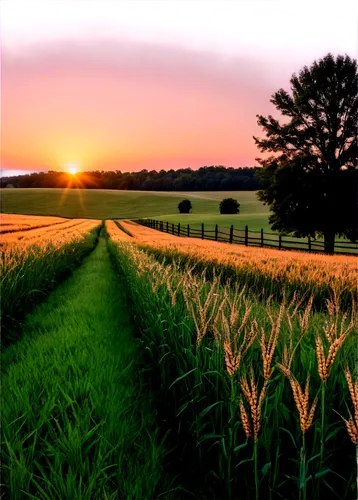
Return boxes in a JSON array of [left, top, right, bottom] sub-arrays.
[[132, 219, 358, 256]]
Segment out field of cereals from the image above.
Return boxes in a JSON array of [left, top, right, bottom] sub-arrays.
[[1, 213, 357, 500]]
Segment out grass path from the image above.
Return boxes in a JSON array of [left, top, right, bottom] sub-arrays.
[[2, 233, 170, 499]]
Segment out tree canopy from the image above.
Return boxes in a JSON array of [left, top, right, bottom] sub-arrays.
[[0, 166, 260, 191], [178, 199, 192, 213], [219, 198, 240, 214], [254, 53, 358, 253]]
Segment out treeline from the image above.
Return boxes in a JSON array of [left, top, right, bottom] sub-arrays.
[[1, 166, 260, 191]]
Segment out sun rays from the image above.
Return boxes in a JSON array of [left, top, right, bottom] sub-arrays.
[[57, 170, 101, 215]]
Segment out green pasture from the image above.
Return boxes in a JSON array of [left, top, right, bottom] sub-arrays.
[[0, 188, 270, 229], [2, 188, 356, 251], [155, 213, 270, 232]]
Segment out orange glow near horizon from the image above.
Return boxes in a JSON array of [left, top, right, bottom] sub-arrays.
[[66, 163, 79, 175]]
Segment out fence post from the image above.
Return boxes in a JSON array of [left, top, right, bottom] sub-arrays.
[[187, 224, 190, 237], [178, 223, 180, 236], [166, 221, 169, 233], [261, 228, 264, 247], [160, 221, 163, 231], [201, 223, 204, 240], [229, 225, 233, 244], [215, 224, 218, 241], [172, 223, 174, 235], [308, 236, 311, 253], [279, 234, 282, 250], [245, 225, 248, 246]]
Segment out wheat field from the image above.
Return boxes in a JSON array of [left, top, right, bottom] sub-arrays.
[[2, 215, 357, 500], [105, 220, 357, 499]]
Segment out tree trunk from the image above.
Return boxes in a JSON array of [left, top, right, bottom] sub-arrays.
[[323, 231, 335, 254]]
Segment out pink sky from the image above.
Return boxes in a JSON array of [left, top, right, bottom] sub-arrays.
[[1, 0, 357, 173]]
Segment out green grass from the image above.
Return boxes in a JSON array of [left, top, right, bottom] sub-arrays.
[[1, 224, 102, 345], [2, 188, 356, 253], [2, 233, 172, 499], [1, 188, 269, 228], [139, 217, 356, 253], [155, 212, 270, 232]]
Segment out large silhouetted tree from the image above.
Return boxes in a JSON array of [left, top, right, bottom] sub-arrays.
[[254, 53, 358, 253]]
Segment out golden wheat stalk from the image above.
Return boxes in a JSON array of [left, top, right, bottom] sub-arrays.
[[166, 274, 185, 306], [277, 364, 318, 433], [222, 313, 258, 377], [298, 294, 314, 336], [227, 285, 247, 329], [260, 300, 285, 381], [224, 339, 241, 377], [190, 280, 220, 346], [233, 299, 252, 353], [243, 319, 259, 353], [286, 291, 307, 321], [342, 367, 358, 445], [240, 368, 267, 442], [315, 329, 352, 382], [240, 397, 252, 439], [283, 295, 306, 366], [343, 416, 358, 445]]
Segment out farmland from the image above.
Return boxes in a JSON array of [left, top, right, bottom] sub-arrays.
[[2, 189, 355, 252], [1, 214, 357, 499], [0, 188, 270, 229]]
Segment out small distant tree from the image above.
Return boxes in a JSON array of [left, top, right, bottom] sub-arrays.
[[178, 199, 192, 214], [220, 198, 240, 214]]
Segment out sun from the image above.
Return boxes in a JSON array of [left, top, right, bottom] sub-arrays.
[[66, 163, 78, 175]]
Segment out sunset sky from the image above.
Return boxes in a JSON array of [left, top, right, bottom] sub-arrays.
[[1, 0, 357, 175]]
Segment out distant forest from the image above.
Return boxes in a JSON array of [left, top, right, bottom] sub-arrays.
[[1, 166, 260, 191]]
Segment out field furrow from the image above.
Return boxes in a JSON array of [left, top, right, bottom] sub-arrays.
[[2, 233, 171, 499], [1, 219, 102, 343], [104, 220, 133, 242]]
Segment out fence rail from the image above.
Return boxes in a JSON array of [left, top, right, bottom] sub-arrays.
[[132, 219, 358, 256]]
